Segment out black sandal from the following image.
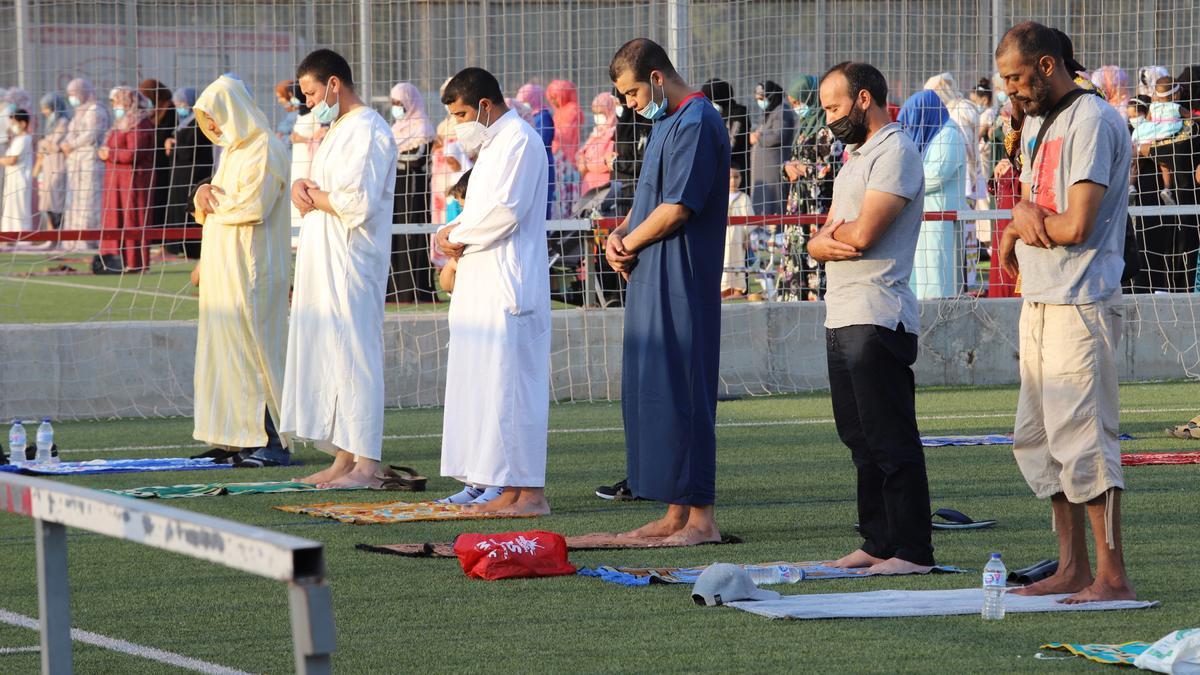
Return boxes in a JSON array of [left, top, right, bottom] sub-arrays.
[[373, 465, 427, 491], [931, 508, 997, 530], [1008, 559, 1058, 584]]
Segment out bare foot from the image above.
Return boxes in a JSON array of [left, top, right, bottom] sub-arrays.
[[866, 557, 934, 575], [494, 491, 552, 517], [1059, 579, 1136, 604], [317, 466, 384, 489], [829, 549, 886, 569], [296, 458, 354, 485], [1011, 570, 1094, 596], [622, 513, 688, 539], [467, 488, 520, 513], [661, 524, 721, 546]]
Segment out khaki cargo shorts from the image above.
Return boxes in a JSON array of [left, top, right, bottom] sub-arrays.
[[1013, 298, 1124, 503]]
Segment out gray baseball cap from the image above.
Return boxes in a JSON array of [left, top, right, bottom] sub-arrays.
[[691, 563, 782, 606]]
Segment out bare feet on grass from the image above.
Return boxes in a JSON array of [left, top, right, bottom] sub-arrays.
[[296, 450, 355, 485], [829, 549, 886, 569]]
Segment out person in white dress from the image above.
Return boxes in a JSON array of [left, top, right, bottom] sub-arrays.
[[1, 109, 33, 234], [282, 49, 398, 488], [434, 67, 551, 515]]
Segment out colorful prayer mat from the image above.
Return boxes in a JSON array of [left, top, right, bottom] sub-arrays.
[[274, 500, 544, 525], [357, 534, 745, 558], [0, 457, 231, 476], [922, 433, 1133, 447], [1040, 641, 1152, 666], [577, 561, 969, 587], [103, 481, 366, 499], [1121, 451, 1200, 466]]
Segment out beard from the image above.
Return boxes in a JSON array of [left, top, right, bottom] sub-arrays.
[[1015, 72, 1054, 116]]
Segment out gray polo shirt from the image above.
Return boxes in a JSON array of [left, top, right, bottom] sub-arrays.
[[824, 123, 925, 334], [1017, 93, 1131, 304]]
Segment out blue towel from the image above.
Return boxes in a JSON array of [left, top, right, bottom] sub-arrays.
[[922, 433, 1133, 447], [0, 457, 231, 476], [577, 562, 969, 587]]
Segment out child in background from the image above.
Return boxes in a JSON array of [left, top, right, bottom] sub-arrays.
[[1133, 76, 1184, 145], [1, 109, 33, 235], [722, 166, 753, 299], [439, 169, 472, 294]]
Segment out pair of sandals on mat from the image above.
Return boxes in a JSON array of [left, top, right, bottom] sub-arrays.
[[1166, 414, 1200, 440], [854, 508, 998, 532], [190, 447, 291, 468]]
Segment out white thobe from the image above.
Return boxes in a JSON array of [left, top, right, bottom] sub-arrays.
[[280, 106, 397, 461], [2, 135, 33, 233], [440, 109, 551, 488]]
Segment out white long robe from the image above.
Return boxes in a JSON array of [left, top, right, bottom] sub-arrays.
[[439, 109, 551, 488], [280, 106, 397, 461]]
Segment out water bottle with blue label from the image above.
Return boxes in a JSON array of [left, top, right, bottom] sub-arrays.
[[982, 552, 1007, 620], [8, 420, 27, 466]]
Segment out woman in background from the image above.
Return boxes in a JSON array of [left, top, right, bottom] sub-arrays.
[[35, 93, 71, 233]]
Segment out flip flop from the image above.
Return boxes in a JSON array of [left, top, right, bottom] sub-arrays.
[[372, 465, 427, 491], [931, 508, 997, 530], [1166, 416, 1200, 440], [1008, 559, 1058, 584]]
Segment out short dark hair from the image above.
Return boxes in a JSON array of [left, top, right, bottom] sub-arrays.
[[448, 168, 472, 199], [995, 21, 1063, 66], [609, 38, 677, 83], [1129, 95, 1150, 115], [297, 49, 354, 88], [819, 62, 888, 108], [11, 108, 30, 125], [441, 67, 504, 108]]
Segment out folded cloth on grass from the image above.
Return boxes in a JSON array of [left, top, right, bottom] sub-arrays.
[[921, 433, 1133, 447], [1122, 452, 1200, 466], [727, 588, 1158, 620], [104, 481, 367, 499], [1040, 641, 1151, 666], [577, 561, 969, 587], [275, 500, 543, 525], [0, 457, 231, 476], [357, 533, 745, 558]]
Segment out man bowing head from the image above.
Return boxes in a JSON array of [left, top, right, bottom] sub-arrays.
[[435, 68, 552, 515], [282, 49, 398, 488]]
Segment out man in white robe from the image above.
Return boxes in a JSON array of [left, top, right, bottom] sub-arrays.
[[282, 49, 398, 488], [435, 67, 551, 515]]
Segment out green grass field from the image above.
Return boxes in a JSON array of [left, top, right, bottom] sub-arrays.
[[1, 382, 1197, 673]]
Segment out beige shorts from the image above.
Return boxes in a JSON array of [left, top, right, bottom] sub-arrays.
[[1013, 298, 1124, 503]]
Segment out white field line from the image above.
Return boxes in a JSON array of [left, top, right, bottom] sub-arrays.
[[0, 609, 251, 675], [0, 645, 41, 654], [56, 406, 1197, 455], [0, 275, 196, 301]]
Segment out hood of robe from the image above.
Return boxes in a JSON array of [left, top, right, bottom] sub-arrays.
[[194, 74, 272, 149]]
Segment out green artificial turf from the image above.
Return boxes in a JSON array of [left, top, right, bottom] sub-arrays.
[[0, 382, 1197, 672]]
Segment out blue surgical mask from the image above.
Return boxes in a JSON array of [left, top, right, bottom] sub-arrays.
[[1130, 116, 1145, 129], [2, 103, 14, 115], [68, 95, 81, 107], [636, 79, 668, 121], [756, 99, 769, 112], [313, 83, 340, 125], [289, 97, 301, 107], [793, 103, 810, 116], [113, 107, 126, 119], [996, 91, 1009, 106], [176, 106, 191, 119], [391, 105, 405, 120]]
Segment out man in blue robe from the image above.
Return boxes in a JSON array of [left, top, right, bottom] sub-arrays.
[[605, 38, 731, 545]]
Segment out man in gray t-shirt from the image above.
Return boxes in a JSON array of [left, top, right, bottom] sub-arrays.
[[807, 62, 934, 575], [996, 21, 1136, 605]]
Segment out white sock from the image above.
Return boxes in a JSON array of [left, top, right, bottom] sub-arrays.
[[469, 487, 504, 504], [437, 486, 484, 504]]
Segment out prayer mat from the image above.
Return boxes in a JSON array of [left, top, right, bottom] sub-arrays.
[[274, 500, 544, 525], [727, 588, 1158, 620], [0, 457, 231, 476], [357, 534, 745, 558], [922, 433, 1133, 447], [103, 481, 366, 499], [1040, 641, 1151, 666], [577, 561, 969, 587], [1121, 451, 1200, 466]]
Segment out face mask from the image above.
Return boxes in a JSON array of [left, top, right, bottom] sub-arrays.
[[827, 99, 868, 145], [636, 78, 668, 121], [455, 104, 491, 154], [113, 107, 126, 120], [615, 105, 625, 117], [756, 98, 769, 111], [289, 97, 301, 107], [9, 123, 21, 135], [176, 106, 190, 119], [793, 104, 810, 117], [996, 91, 1009, 106], [313, 82, 340, 125], [593, 113, 607, 126], [391, 105, 405, 120], [1130, 116, 1145, 129], [68, 96, 81, 107]]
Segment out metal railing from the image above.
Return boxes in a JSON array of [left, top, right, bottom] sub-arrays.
[[0, 471, 334, 674]]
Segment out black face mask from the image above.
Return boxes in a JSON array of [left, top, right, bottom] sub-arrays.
[[827, 101, 868, 145]]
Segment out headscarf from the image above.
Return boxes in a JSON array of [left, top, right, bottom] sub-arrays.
[[925, 72, 963, 104], [5, 87, 34, 113], [193, 74, 273, 150], [1139, 66, 1171, 98], [109, 86, 148, 131], [139, 79, 173, 109], [172, 87, 197, 132], [388, 82, 435, 152], [547, 79, 582, 163], [1179, 66, 1200, 114], [517, 83, 549, 114], [40, 92, 71, 127], [755, 80, 784, 112], [587, 92, 616, 143], [898, 90, 950, 156], [506, 97, 534, 125], [701, 78, 734, 116], [787, 75, 823, 139], [1090, 66, 1129, 111], [66, 78, 97, 105]]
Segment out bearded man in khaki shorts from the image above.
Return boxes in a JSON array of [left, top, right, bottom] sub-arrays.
[[996, 21, 1135, 604]]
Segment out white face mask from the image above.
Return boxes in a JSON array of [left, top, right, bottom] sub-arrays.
[[455, 103, 491, 154], [614, 105, 625, 118], [9, 123, 21, 135], [593, 113, 607, 126], [391, 105, 405, 120]]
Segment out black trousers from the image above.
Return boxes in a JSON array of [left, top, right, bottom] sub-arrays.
[[826, 324, 934, 566]]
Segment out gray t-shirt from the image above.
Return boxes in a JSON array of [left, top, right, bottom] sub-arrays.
[[1017, 93, 1131, 304], [824, 123, 925, 334]]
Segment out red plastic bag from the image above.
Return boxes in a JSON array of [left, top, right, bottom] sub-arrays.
[[454, 531, 577, 580]]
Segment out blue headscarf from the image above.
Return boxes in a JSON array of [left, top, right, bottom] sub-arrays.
[[40, 92, 71, 126], [897, 90, 949, 156]]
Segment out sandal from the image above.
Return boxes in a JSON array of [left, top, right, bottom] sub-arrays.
[[372, 465, 427, 491], [931, 508, 997, 530], [1166, 416, 1200, 440], [190, 447, 240, 462], [1008, 559, 1058, 585]]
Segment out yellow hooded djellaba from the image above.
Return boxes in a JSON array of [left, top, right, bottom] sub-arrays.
[[190, 75, 293, 451]]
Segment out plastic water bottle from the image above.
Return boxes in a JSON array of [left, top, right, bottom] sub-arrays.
[[982, 552, 1007, 620], [35, 419, 54, 465], [747, 564, 804, 585], [8, 420, 27, 466]]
